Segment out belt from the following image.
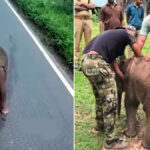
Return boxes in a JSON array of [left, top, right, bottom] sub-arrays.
[[85, 51, 103, 60], [87, 51, 99, 55], [82, 52, 103, 64], [75, 16, 90, 20]]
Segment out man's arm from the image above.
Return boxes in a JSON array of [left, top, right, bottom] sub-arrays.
[[112, 60, 124, 80], [137, 35, 147, 50], [137, 17, 149, 50], [81, 3, 95, 9], [131, 40, 150, 61], [120, 6, 124, 26], [121, 20, 125, 26], [130, 43, 143, 57], [100, 21, 104, 33], [75, 4, 88, 11], [99, 7, 105, 33], [139, 16, 150, 49], [127, 29, 143, 57]]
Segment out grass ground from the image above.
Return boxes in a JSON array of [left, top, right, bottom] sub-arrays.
[[75, 16, 150, 150]]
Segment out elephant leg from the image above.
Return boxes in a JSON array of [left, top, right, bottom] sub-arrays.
[[0, 69, 8, 114], [125, 95, 139, 137], [115, 76, 124, 119], [117, 90, 122, 119], [0, 82, 7, 108], [143, 105, 150, 149]]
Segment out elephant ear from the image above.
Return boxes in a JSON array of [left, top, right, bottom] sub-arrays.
[[118, 59, 129, 74]]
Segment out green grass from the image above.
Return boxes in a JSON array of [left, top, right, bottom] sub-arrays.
[[75, 16, 150, 150], [14, 0, 73, 66]]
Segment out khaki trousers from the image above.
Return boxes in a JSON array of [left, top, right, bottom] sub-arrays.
[[75, 18, 92, 64]]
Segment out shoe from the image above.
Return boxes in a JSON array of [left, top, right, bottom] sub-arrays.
[[95, 124, 104, 131], [104, 139, 128, 149], [75, 64, 79, 69]]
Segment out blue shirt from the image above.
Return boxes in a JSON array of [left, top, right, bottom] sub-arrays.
[[126, 3, 144, 30]]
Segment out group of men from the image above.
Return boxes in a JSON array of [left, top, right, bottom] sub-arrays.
[[75, 0, 150, 149]]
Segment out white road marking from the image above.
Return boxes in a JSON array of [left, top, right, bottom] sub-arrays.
[[4, 0, 74, 97]]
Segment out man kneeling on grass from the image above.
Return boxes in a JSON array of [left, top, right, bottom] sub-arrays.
[[81, 25, 150, 149]]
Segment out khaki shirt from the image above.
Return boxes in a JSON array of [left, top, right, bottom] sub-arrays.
[[75, 0, 94, 17]]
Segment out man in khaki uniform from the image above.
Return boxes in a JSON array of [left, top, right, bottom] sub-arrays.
[[75, 0, 95, 69]]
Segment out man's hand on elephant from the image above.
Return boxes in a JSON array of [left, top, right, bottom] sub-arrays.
[[144, 55, 150, 61], [116, 71, 125, 80], [112, 60, 125, 80], [80, 3, 90, 7]]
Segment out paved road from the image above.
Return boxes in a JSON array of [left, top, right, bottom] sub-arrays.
[[0, 1, 73, 150]]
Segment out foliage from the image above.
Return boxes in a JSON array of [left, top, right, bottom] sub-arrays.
[[14, 0, 73, 66], [50, 0, 73, 14]]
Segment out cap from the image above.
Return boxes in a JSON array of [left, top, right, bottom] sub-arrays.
[[124, 25, 136, 32]]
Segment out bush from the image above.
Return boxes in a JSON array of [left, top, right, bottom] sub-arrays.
[[50, 0, 73, 14], [14, 0, 73, 66]]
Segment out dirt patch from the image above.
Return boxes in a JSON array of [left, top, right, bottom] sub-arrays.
[[124, 120, 146, 150], [103, 120, 150, 150], [75, 112, 92, 120]]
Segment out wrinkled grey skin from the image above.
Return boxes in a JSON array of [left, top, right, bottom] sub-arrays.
[[115, 61, 124, 119], [0, 47, 8, 111], [116, 57, 150, 149]]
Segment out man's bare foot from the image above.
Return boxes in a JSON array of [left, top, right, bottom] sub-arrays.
[[1, 106, 9, 115]]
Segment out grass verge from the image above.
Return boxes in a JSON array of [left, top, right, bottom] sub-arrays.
[[13, 0, 73, 66]]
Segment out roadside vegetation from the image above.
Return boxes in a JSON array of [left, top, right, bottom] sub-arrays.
[[13, 0, 73, 66], [75, 15, 150, 150]]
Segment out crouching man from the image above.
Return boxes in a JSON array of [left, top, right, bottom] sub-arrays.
[[81, 26, 149, 149]]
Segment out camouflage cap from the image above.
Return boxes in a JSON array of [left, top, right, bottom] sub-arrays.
[[124, 25, 136, 32]]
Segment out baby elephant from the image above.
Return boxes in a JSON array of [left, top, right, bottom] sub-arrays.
[[117, 57, 150, 149], [0, 47, 8, 115]]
